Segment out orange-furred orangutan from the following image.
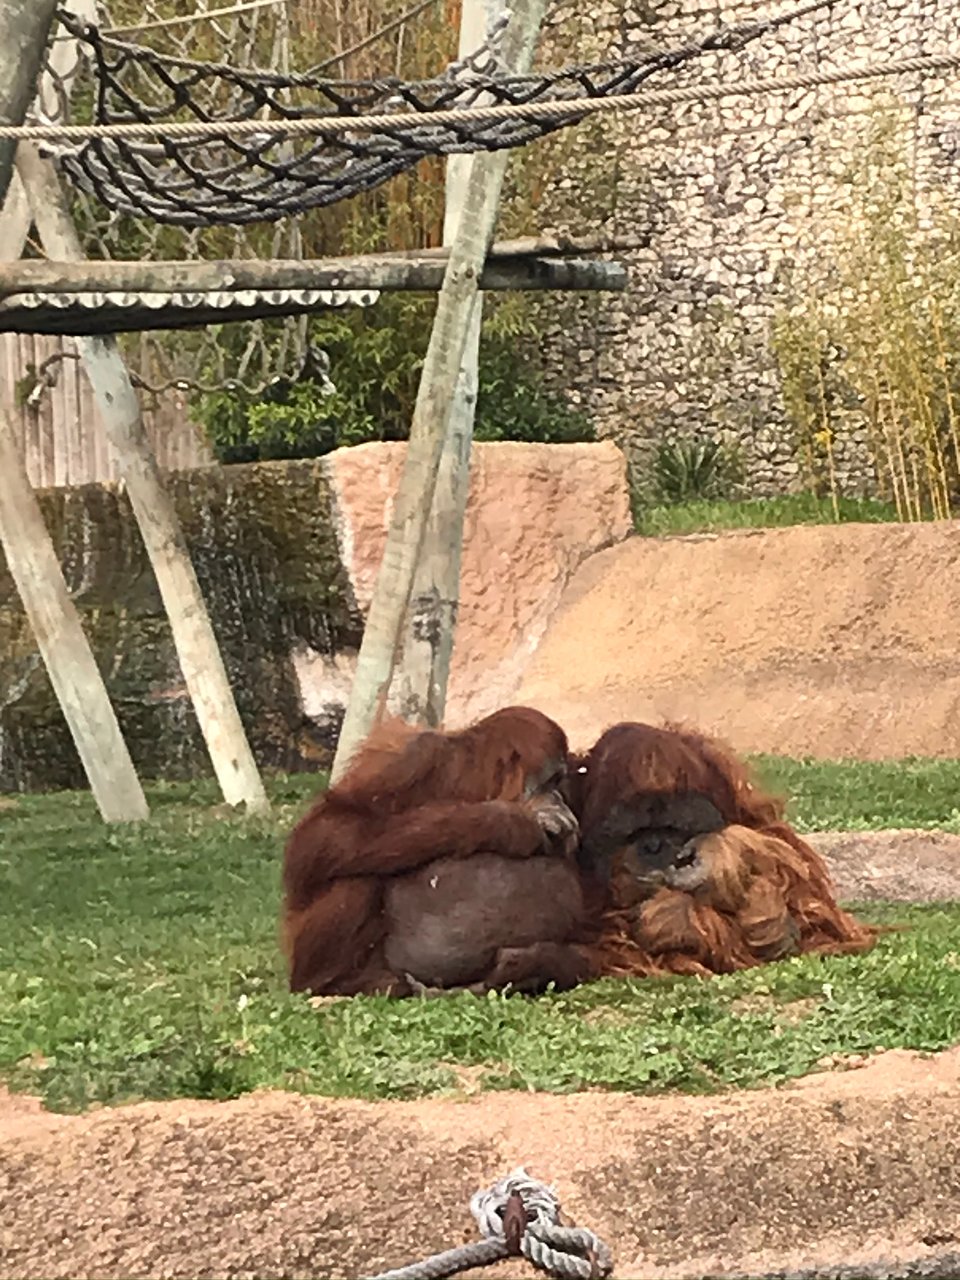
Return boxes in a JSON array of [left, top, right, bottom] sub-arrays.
[[572, 722, 878, 978], [282, 706, 595, 998]]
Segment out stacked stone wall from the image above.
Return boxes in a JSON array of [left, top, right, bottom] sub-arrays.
[[532, 0, 960, 496]]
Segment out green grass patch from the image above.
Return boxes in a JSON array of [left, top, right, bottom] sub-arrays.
[[632, 493, 899, 537], [754, 755, 960, 833], [2, 758, 960, 1113]]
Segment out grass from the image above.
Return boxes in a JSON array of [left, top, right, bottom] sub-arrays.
[[3, 757, 960, 1114], [632, 493, 899, 537]]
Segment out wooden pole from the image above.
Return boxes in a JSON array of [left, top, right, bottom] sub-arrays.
[[0, 408, 149, 820], [0, 0, 148, 821], [0, 0, 58, 203], [0, 0, 96, 262], [389, 0, 500, 726], [330, 0, 547, 781], [17, 143, 270, 814], [0, 253, 628, 298]]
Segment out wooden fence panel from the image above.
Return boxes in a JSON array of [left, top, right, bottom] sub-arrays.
[[0, 331, 214, 489]]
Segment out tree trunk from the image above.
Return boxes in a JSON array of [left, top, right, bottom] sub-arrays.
[[330, 0, 547, 781]]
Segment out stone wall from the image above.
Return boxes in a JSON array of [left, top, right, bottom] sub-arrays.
[[533, 0, 960, 497], [0, 442, 631, 792]]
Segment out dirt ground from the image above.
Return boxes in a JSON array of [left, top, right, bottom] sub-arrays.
[[514, 523, 960, 758], [813, 829, 960, 901], [3, 1046, 960, 1280]]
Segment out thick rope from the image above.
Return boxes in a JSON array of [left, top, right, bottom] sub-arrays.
[[3, 47, 958, 143], [363, 1168, 614, 1280], [102, 0, 284, 37]]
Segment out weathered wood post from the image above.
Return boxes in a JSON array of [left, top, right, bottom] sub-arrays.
[[0, 0, 58, 200], [17, 144, 270, 814], [331, 0, 547, 781], [0, 0, 149, 821], [387, 0, 499, 728]]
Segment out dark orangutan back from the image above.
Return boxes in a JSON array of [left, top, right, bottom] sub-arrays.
[[282, 706, 593, 997], [384, 852, 586, 988]]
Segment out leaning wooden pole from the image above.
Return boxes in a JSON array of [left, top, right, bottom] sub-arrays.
[[331, 0, 547, 781], [389, 0, 501, 727], [0, 409, 149, 820], [0, 0, 96, 260], [0, 0, 58, 202], [0, 0, 148, 821], [17, 144, 270, 814]]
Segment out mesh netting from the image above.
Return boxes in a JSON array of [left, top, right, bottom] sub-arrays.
[[48, 0, 835, 228], [29, 0, 405, 397]]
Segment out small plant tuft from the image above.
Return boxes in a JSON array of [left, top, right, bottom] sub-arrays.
[[652, 437, 744, 503]]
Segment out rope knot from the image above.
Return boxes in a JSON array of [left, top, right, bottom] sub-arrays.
[[364, 1167, 613, 1280], [470, 1167, 614, 1279]]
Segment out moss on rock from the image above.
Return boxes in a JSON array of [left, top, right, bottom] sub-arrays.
[[0, 459, 360, 792]]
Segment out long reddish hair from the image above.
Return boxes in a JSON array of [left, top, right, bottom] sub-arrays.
[[574, 722, 881, 979], [333, 705, 569, 809]]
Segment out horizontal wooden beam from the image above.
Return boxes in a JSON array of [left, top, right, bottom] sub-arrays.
[[0, 252, 628, 300]]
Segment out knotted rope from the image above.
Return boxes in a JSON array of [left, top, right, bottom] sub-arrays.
[[363, 1167, 614, 1280]]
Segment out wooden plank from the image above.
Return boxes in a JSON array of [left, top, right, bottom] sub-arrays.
[[61, 337, 81, 487]]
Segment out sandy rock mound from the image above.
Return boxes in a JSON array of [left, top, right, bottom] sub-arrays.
[[515, 522, 960, 759], [4, 1049, 960, 1279], [814, 829, 960, 902]]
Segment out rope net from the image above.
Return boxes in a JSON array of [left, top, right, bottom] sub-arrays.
[[47, 0, 835, 228], [32, 0, 418, 400]]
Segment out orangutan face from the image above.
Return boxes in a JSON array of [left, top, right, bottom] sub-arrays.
[[579, 791, 724, 890]]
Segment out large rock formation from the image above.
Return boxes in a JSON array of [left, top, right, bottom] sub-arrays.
[[296, 439, 632, 728], [0, 442, 631, 791], [515, 521, 960, 759]]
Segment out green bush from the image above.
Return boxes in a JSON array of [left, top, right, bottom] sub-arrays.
[[195, 295, 592, 463], [652, 437, 744, 502]]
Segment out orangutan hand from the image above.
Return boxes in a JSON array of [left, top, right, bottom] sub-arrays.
[[527, 792, 580, 857]]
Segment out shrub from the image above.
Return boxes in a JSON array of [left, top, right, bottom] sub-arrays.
[[195, 294, 593, 463]]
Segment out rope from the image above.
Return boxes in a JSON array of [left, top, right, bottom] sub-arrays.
[[363, 1168, 614, 1280], [24, 0, 843, 225], [102, 0, 285, 37], [309, 0, 443, 74], [8, 49, 958, 143]]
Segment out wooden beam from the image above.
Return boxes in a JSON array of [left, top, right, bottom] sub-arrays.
[[0, 405, 150, 819], [0, 254, 629, 298], [0, 0, 148, 822], [0, 0, 97, 262], [0, 0, 59, 202], [17, 142, 271, 815], [388, 0, 496, 727]]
